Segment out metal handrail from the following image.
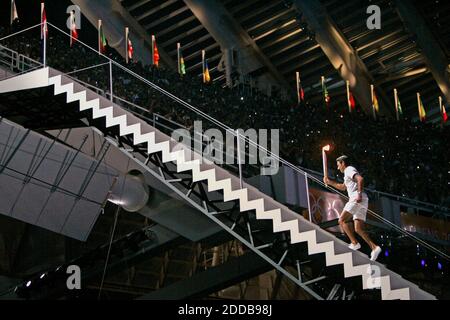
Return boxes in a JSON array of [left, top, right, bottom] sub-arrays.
[[301, 166, 450, 213], [66, 62, 110, 76]]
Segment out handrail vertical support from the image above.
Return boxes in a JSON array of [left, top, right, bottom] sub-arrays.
[[43, 23, 47, 67], [305, 171, 312, 223], [236, 129, 243, 189], [109, 60, 113, 102]]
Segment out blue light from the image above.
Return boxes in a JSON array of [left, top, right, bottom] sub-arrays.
[[421, 259, 426, 267], [437, 262, 442, 270], [384, 250, 389, 257]]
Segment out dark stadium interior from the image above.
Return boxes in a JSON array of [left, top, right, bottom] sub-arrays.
[[0, 0, 449, 301]]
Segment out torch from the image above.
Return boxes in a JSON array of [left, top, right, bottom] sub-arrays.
[[322, 145, 330, 185]]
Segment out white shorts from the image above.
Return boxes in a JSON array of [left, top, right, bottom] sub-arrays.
[[343, 194, 369, 221]]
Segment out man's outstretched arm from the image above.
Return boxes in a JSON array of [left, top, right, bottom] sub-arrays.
[[323, 177, 346, 191]]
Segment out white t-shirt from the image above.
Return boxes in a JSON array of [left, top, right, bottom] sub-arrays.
[[344, 166, 360, 199]]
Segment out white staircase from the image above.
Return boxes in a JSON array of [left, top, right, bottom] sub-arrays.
[[0, 67, 436, 300]]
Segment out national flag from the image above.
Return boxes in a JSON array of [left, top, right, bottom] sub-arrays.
[[128, 39, 133, 61], [203, 59, 211, 83], [348, 92, 356, 111], [372, 90, 379, 113], [125, 27, 133, 63], [296, 72, 305, 104], [152, 35, 160, 67], [70, 11, 78, 47], [98, 20, 107, 54], [177, 43, 186, 75], [41, 2, 48, 40], [394, 88, 403, 121], [397, 98, 403, 115], [202, 50, 211, 83], [442, 104, 448, 123], [371, 85, 379, 120], [321, 76, 330, 107], [417, 93, 426, 122], [11, 0, 19, 25], [180, 56, 186, 75], [346, 81, 355, 112], [439, 96, 448, 123]]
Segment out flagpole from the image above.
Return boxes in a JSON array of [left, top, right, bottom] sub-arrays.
[[296, 72, 300, 104], [98, 19, 101, 54], [416, 92, 421, 122], [371, 84, 376, 121], [11, 0, 19, 25], [43, 22, 46, 67], [394, 88, 399, 121], [125, 27, 129, 64], [70, 11, 73, 47], [346, 80, 351, 113], [202, 50, 206, 83], [42, 2, 46, 67], [10, 0, 14, 25], [321, 76, 325, 107], [41, 3, 44, 39], [177, 43, 181, 75], [109, 60, 113, 102], [304, 171, 312, 222], [152, 35, 155, 66]]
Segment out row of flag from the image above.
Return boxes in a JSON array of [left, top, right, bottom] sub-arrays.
[[296, 72, 448, 123], [110, 25, 212, 83], [32, 2, 210, 82], [20, 1, 450, 121]]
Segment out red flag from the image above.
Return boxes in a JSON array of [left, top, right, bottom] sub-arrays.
[[443, 104, 448, 123], [127, 38, 133, 61], [125, 27, 133, 63], [70, 12, 78, 47], [348, 91, 356, 111], [41, 3, 48, 39], [153, 36, 160, 67], [300, 87, 305, 101], [346, 81, 355, 112]]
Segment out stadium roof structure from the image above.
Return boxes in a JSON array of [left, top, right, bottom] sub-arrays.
[[118, 0, 450, 122]]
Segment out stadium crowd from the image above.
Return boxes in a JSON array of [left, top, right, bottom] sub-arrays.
[[1, 25, 449, 207]]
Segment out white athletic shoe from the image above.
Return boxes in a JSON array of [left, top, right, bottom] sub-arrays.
[[370, 246, 382, 261], [348, 243, 361, 250]]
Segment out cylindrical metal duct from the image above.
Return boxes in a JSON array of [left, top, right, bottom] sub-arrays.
[[108, 170, 150, 212]]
